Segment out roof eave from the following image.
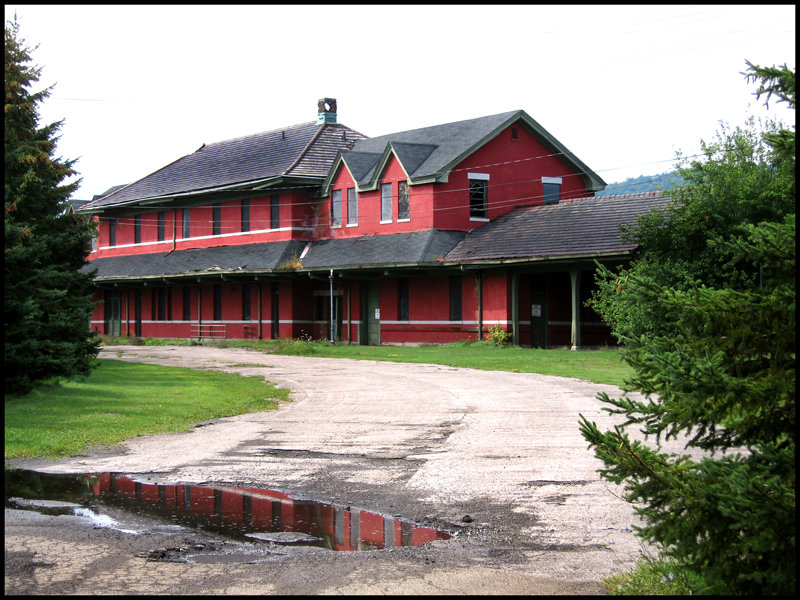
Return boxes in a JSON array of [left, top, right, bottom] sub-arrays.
[[78, 175, 323, 214]]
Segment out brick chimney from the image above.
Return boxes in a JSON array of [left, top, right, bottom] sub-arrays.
[[317, 98, 337, 125]]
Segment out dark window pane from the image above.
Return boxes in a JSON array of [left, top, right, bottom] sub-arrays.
[[543, 182, 561, 204], [270, 195, 280, 229], [241, 199, 250, 232], [213, 204, 221, 236], [469, 180, 488, 218], [398, 181, 410, 220], [449, 276, 462, 321], [398, 278, 409, 321]]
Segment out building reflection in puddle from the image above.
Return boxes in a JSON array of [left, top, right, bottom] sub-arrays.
[[90, 473, 451, 551]]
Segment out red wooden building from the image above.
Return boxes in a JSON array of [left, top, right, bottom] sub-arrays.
[[79, 98, 668, 347]]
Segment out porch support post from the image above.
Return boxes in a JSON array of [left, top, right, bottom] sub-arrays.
[[257, 282, 263, 340], [570, 269, 581, 350], [476, 271, 483, 342], [511, 270, 520, 346]]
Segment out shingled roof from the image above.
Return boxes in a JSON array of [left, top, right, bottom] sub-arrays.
[[300, 229, 465, 269], [80, 121, 366, 211], [82, 240, 308, 282], [445, 192, 671, 263], [327, 110, 606, 192], [83, 230, 466, 283]]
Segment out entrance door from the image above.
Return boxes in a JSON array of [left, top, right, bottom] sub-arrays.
[[530, 291, 547, 348], [105, 292, 121, 336], [362, 281, 381, 345]]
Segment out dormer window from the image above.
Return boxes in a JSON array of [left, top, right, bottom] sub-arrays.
[[347, 188, 358, 226], [381, 183, 393, 223], [398, 181, 410, 221], [331, 189, 342, 228]]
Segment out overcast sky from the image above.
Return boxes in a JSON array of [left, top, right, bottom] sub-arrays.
[[6, 4, 796, 200]]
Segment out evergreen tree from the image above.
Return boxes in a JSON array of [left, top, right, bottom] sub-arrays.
[[580, 62, 795, 595], [5, 19, 100, 394]]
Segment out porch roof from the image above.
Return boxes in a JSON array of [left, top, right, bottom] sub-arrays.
[[83, 230, 467, 283], [444, 192, 671, 263], [83, 240, 308, 283]]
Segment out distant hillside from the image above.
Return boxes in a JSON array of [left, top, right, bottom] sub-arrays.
[[596, 171, 684, 196]]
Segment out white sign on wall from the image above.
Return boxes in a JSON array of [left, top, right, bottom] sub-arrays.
[[531, 304, 542, 317]]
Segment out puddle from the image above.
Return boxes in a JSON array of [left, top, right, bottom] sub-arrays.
[[4, 469, 450, 551]]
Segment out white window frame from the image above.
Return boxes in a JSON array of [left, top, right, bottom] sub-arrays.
[[380, 182, 393, 223], [347, 187, 358, 226], [331, 189, 342, 228]]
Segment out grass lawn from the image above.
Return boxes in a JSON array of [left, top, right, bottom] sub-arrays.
[[4, 358, 288, 459], [197, 338, 634, 388], [6, 339, 632, 460]]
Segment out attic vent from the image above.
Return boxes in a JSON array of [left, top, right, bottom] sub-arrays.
[[317, 97, 337, 125]]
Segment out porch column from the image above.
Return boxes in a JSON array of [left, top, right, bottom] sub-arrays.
[[570, 269, 581, 350], [511, 270, 520, 346], [257, 282, 263, 340], [476, 271, 483, 342]]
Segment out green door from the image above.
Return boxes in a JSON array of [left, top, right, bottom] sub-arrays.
[[363, 281, 381, 346], [105, 292, 121, 336]]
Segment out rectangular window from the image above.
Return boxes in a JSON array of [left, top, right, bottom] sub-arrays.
[[270, 194, 280, 229], [212, 203, 221, 236], [182, 208, 191, 239], [213, 285, 222, 321], [397, 278, 409, 321], [331, 189, 342, 227], [542, 177, 562, 205], [242, 284, 251, 320], [157, 211, 165, 241], [347, 188, 358, 225], [398, 181, 410, 220], [241, 199, 250, 232], [183, 287, 191, 321], [108, 218, 116, 247], [381, 183, 392, 222], [469, 173, 489, 219], [134, 215, 141, 243], [449, 276, 462, 321]]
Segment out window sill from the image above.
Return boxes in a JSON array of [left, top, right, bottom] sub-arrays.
[[380, 220, 393, 225], [397, 218, 410, 223], [470, 216, 490, 222], [346, 223, 358, 228]]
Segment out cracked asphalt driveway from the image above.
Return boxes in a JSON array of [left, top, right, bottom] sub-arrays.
[[5, 345, 692, 595]]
